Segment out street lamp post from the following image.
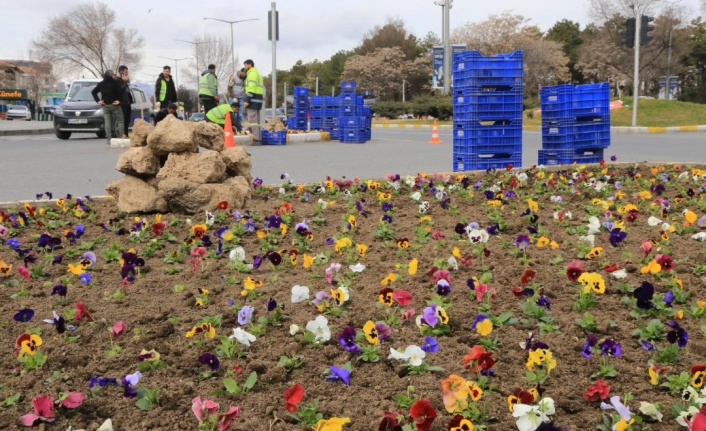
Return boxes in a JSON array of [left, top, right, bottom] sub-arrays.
[[434, 0, 453, 95], [175, 39, 210, 111], [158, 56, 189, 88], [202, 17, 259, 80]]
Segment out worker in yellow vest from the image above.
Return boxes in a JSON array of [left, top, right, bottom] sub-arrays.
[[243, 59, 264, 143], [154, 66, 178, 109], [206, 102, 243, 132], [199, 64, 219, 114]]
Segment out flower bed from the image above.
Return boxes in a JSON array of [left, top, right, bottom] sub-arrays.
[[1, 164, 706, 430]]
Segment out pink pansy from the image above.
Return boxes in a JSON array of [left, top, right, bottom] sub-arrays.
[[21, 395, 55, 427], [0, 225, 8, 237], [393, 290, 413, 307], [433, 270, 451, 283], [218, 406, 241, 431], [641, 241, 653, 258], [17, 266, 31, 280], [192, 397, 220, 422], [60, 392, 84, 409], [401, 309, 416, 320], [111, 321, 126, 338], [191, 247, 207, 258], [432, 231, 446, 239]]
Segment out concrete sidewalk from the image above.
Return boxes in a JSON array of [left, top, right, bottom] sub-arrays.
[[0, 120, 54, 136]]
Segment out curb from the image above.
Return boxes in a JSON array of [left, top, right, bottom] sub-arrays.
[[0, 128, 54, 137], [372, 124, 706, 135]]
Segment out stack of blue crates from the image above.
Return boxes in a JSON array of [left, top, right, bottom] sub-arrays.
[[290, 87, 309, 131], [539, 83, 611, 166], [452, 51, 524, 172], [338, 82, 371, 144], [311, 96, 340, 134]]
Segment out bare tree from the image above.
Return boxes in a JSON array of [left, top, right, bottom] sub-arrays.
[[183, 33, 237, 96], [587, 0, 668, 23], [342, 47, 415, 100], [451, 12, 570, 97], [30, 2, 143, 77]]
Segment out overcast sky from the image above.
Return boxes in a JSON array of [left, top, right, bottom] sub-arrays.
[[1, 0, 702, 87]]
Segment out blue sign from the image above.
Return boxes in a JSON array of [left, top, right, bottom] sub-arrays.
[[432, 45, 466, 89]]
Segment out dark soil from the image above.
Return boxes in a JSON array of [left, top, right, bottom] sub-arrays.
[[1, 164, 705, 431]]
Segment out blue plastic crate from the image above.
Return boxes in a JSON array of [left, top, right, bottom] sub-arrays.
[[323, 96, 340, 107], [293, 113, 308, 121], [541, 116, 611, 149], [538, 148, 604, 166], [453, 152, 522, 172], [341, 81, 357, 91], [339, 117, 367, 128], [294, 98, 309, 107], [310, 96, 324, 109], [340, 93, 359, 104], [454, 119, 523, 140], [453, 136, 522, 156], [454, 91, 524, 121], [340, 127, 369, 139], [541, 84, 610, 120], [453, 51, 523, 78], [262, 130, 287, 145], [323, 108, 338, 117], [340, 104, 363, 117], [293, 87, 310, 98]]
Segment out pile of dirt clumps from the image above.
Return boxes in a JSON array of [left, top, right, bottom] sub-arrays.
[[106, 116, 252, 214]]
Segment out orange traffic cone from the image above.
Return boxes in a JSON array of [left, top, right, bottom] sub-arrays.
[[224, 113, 236, 148], [429, 120, 443, 145]]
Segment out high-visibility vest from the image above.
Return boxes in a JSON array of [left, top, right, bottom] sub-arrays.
[[159, 80, 167, 102], [206, 104, 233, 125], [245, 67, 264, 96], [199, 72, 217, 97]]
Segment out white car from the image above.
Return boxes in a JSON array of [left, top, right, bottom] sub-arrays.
[[7, 105, 31, 121]]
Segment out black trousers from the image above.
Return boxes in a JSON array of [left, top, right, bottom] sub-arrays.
[[121, 104, 131, 135], [200, 96, 217, 114]]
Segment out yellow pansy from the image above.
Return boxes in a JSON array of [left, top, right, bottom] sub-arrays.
[[586, 247, 604, 260], [313, 417, 351, 431], [256, 230, 266, 239], [363, 321, 380, 345], [302, 254, 314, 269], [536, 237, 550, 248], [409, 258, 418, 276], [381, 273, 398, 286], [550, 241, 560, 250], [476, 319, 493, 337], [348, 215, 357, 229], [453, 247, 462, 258], [356, 244, 368, 257], [68, 263, 85, 276], [243, 277, 263, 291], [527, 198, 538, 213], [20, 334, 43, 356], [640, 260, 662, 275], [335, 238, 353, 254], [578, 272, 606, 295], [280, 223, 288, 236], [615, 419, 634, 431]]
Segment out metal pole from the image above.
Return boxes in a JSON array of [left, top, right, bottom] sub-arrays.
[[284, 82, 287, 117], [230, 24, 236, 89], [332, 86, 334, 96], [316, 77, 319, 95], [271, 2, 277, 114], [443, 0, 452, 96], [666, 29, 673, 100], [632, 8, 640, 127], [402, 79, 406, 103]]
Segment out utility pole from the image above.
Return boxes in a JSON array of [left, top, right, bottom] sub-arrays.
[[666, 28, 673, 100], [434, 0, 453, 95], [631, 7, 640, 127], [269, 2, 278, 113], [315, 77, 319, 96], [402, 79, 406, 103], [284, 82, 287, 117]]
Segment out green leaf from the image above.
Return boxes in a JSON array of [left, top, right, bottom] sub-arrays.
[[243, 372, 258, 392], [135, 397, 153, 411], [223, 378, 241, 394], [341, 361, 353, 372], [3, 393, 21, 408]]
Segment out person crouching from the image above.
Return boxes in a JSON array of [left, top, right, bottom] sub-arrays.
[[206, 102, 242, 133]]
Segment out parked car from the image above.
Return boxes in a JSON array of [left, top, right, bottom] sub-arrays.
[[189, 112, 205, 122], [53, 85, 154, 140], [7, 105, 31, 121], [264, 108, 286, 122], [66, 79, 100, 101]]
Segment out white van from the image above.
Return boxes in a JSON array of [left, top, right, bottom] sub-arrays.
[[66, 79, 101, 101]]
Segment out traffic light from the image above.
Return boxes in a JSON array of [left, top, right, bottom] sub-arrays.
[[640, 15, 655, 46], [625, 18, 636, 48]]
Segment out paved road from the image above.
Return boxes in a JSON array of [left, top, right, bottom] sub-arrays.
[[0, 130, 703, 202]]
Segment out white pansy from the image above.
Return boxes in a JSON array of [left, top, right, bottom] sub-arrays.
[[467, 228, 489, 244], [512, 397, 555, 431], [289, 324, 300, 335], [349, 263, 366, 273], [229, 327, 256, 346], [678, 172, 690, 180], [587, 216, 601, 234], [661, 223, 672, 231], [638, 402, 663, 422], [279, 187, 286, 195], [404, 176, 415, 187], [516, 172, 528, 182], [291, 285, 310, 303], [388, 345, 426, 367], [611, 269, 628, 279], [435, 191, 446, 200], [186, 219, 193, 226], [305, 315, 331, 343], [489, 184, 501, 193], [410, 191, 422, 202], [692, 232, 706, 241], [647, 216, 662, 227], [229, 246, 246, 262], [447, 256, 458, 271], [204, 211, 214, 226], [579, 234, 595, 248], [550, 195, 562, 203], [317, 198, 328, 209], [676, 406, 700, 427]]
